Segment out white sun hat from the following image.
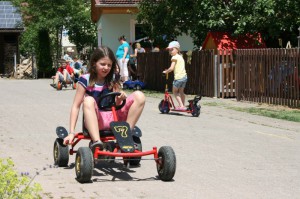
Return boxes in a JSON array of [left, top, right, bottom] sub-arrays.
[[166, 41, 180, 49]]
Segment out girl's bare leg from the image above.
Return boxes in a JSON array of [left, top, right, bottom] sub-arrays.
[[63, 69, 68, 82], [173, 86, 184, 107], [126, 91, 146, 129], [178, 87, 185, 106], [83, 96, 100, 142]]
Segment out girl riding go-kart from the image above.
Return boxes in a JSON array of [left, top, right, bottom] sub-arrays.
[[53, 46, 176, 183]]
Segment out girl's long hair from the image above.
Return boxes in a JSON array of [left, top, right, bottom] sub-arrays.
[[88, 46, 120, 88]]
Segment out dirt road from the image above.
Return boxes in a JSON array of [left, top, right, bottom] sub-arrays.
[[0, 79, 299, 199]]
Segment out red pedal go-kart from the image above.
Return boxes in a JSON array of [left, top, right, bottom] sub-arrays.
[[53, 92, 176, 183], [158, 74, 201, 117]]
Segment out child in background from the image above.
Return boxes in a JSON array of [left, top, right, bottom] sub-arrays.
[[63, 46, 146, 151], [51, 59, 74, 88], [163, 41, 188, 110]]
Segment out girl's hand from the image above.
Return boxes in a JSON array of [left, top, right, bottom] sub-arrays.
[[63, 133, 75, 145], [116, 91, 127, 105]]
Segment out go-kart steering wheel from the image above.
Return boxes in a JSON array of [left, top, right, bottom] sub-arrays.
[[97, 92, 126, 111]]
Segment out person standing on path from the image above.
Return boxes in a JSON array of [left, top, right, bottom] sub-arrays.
[[116, 35, 130, 82], [163, 41, 187, 110]]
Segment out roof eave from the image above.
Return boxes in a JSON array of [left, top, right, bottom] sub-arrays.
[[0, 29, 24, 33], [95, 4, 138, 8]]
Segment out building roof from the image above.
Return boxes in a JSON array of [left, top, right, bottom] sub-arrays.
[[95, 0, 141, 6], [0, 1, 23, 32], [92, 0, 141, 22], [202, 32, 266, 50]]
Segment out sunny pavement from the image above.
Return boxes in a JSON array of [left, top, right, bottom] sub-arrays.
[[0, 78, 299, 199]]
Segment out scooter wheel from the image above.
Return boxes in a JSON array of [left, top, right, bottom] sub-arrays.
[[192, 104, 201, 117], [158, 100, 170, 114]]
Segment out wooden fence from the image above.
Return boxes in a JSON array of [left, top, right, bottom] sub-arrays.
[[235, 48, 300, 107], [137, 50, 215, 97], [136, 48, 300, 108]]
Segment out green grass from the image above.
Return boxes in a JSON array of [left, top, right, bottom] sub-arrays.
[[230, 107, 300, 122], [129, 89, 300, 122], [203, 102, 300, 122]]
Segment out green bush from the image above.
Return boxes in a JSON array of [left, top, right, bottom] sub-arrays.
[[0, 158, 42, 199]]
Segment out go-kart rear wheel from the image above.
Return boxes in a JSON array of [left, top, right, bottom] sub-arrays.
[[158, 100, 170, 114], [53, 138, 69, 167], [157, 146, 176, 181], [129, 136, 142, 166], [104, 141, 116, 163], [192, 104, 201, 117], [75, 147, 94, 183]]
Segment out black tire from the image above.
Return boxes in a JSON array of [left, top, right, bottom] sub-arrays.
[[157, 146, 176, 181], [56, 82, 62, 90], [104, 141, 116, 163], [53, 138, 69, 167], [192, 104, 201, 117], [129, 136, 142, 166], [158, 100, 170, 114], [135, 84, 142, 90], [75, 147, 94, 183], [123, 84, 128, 89], [72, 82, 76, 90]]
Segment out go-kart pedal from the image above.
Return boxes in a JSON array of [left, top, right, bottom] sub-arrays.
[[50, 83, 57, 88], [110, 121, 135, 153], [62, 81, 67, 88], [56, 126, 68, 139]]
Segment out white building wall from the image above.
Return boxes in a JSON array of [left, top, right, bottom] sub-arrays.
[[97, 14, 195, 53], [100, 14, 135, 54]]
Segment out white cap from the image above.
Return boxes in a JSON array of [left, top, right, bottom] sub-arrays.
[[167, 41, 180, 49], [67, 47, 74, 52]]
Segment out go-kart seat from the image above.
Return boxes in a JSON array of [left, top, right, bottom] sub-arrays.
[[82, 117, 114, 138]]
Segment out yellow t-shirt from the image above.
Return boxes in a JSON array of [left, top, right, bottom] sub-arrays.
[[171, 54, 186, 80]]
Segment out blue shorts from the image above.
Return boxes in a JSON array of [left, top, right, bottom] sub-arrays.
[[173, 76, 187, 88]]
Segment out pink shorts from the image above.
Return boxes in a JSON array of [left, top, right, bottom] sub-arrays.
[[92, 94, 134, 130]]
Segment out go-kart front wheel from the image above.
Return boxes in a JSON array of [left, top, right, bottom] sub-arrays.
[[158, 100, 170, 114], [157, 146, 176, 181], [53, 138, 69, 167], [75, 147, 94, 183], [129, 136, 142, 166], [72, 82, 77, 89], [56, 82, 62, 90]]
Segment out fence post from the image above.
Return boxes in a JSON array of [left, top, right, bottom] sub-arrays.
[[214, 55, 218, 97]]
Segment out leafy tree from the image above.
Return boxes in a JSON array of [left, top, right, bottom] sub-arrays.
[[137, 0, 300, 47], [10, 0, 97, 75], [65, 1, 97, 52]]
